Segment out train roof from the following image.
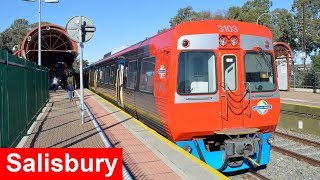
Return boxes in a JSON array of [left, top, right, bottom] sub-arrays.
[[92, 20, 272, 66]]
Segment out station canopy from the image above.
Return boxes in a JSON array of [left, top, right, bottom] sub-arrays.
[[15, 24, 78, 69]]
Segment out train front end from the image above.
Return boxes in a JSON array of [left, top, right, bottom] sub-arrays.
[[169, 20, 280, 172]]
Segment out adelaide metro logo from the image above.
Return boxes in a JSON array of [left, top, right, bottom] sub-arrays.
[[158, 65, 166, 79], [252, 100, 272, 115]]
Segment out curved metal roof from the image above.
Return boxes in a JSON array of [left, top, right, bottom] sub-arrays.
[[15, 24, 78, 68]]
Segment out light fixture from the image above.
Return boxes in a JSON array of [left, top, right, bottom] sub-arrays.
[[219, 36, 227, 46], [230, 36, 238, 46]]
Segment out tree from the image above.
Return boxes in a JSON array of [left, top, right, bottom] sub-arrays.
[[72, 59, 89, 73], [227, 0, 272, 23], [29, 21, 51, 29], [167, 6, 226, 29], [292, 0, 320, 55], [227, 0, 298, 51], [0, 19, 52, 53], [226, 6, 242, 20], [169, 6, 195, 27], [0, 19, 29, 52], [311, 53, 320, 72], [310, 53, 320, 88], [269, 8, 298, 50]]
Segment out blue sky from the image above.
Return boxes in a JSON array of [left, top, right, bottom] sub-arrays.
[[1, 0, 294, 63]]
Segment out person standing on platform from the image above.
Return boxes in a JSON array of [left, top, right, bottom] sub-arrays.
[[67, 73, 76, 97], [66, 81, 75, 102], [52, 76, 59, 92]]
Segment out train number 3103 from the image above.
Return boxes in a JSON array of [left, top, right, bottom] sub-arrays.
[[218, 25, 238, 33]]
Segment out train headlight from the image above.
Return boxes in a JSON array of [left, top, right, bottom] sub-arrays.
[[182, 39, 190, 48], [267, 135, 275, 145], [230, 36, 238, 46], [219, 36, 227, 46]]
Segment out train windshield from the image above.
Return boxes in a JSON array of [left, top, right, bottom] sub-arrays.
[[177, 52, 216, 94], [244, 52, 276, 92]]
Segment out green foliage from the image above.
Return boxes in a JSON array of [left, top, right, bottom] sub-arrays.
[[232, 0, 272, 23], [0, 19, 52, 53], [226, 0, 298, 51], [72, 59, 89, 73], [292, 0, 320, 55], [29, 21, 51, 29], [168, 6, 225, 27], [226, 6, 242, 20], [169, 6, 195, 27], [269, 8, 298, 50], [311, 53, 320, 73], [0, 19, 29, 52]]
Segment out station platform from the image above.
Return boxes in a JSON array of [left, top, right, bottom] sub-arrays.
[[18, 90, 227, 180], [280, 91, 320, 106], [279, 90, 320, 136]]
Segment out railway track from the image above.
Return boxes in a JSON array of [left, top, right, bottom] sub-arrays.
[[243, 170, 270, 180], [274, 131, 320, 147], [272, 131, 320, 167]]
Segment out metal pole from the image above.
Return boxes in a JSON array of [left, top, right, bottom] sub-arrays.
[[293, 66, 296, 91], [79, 16, 84, 124], [38, 0, 41, 66], [302, 3, 306, 71]]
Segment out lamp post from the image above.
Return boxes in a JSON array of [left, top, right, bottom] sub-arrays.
[[256, 12, 280, 24], [23, 0, 59, 66]]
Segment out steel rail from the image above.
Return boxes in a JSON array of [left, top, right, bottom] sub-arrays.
[[246, 169, 270, 180], [272, 146, 320, 167], [274, 131, 320, 148]]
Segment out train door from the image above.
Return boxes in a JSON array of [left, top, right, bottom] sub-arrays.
[[220, 53, 245, 128], [94, 69, 98, 90], [116, 59, 125, 107]]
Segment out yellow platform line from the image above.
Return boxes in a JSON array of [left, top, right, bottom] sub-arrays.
[[85, 89, 228, 180]]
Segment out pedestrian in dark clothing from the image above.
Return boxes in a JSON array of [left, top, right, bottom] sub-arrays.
[[66, 81, 75, 102], [67, 74, 76, 98]]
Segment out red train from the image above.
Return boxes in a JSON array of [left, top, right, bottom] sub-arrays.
[[87, 20, 280, 172]]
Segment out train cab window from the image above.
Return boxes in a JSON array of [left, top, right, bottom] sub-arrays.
[[139, 57, 155, 93], [223, 55, 237, 91], [110, 65, 116, 85], [177, 52, 216, 94], [127, 60, 138, 89], [245, 52, 276, 92], [105, 66, 110, 84]]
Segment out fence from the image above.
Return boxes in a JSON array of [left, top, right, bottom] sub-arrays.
[[291, 70, 320, 90], [0, 50, 49, 147]]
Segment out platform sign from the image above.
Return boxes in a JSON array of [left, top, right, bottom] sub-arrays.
[[66, 16, 96, 43], [66, 16, 95, 124]]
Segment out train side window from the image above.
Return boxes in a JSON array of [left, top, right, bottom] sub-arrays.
[[127, 60, 138, 90], [99, 67, 103, 83], [177, 52, 216, 94], [110, 64, 116, 85], [139, 57, 155, 93], [101, 67, 105, 83], [105, 66, 110, 84]]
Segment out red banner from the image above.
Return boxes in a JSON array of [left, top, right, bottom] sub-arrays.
[[0, 148, 122, 179]]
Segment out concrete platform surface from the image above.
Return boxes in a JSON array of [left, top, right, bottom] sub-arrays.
[[84, 89, 227, 180], [23, 90, 105, 148], [280, 91, 320, 106], [18, 90, 227, 180]]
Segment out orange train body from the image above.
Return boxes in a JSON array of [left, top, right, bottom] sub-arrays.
[[88, 20, 280, 172]]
